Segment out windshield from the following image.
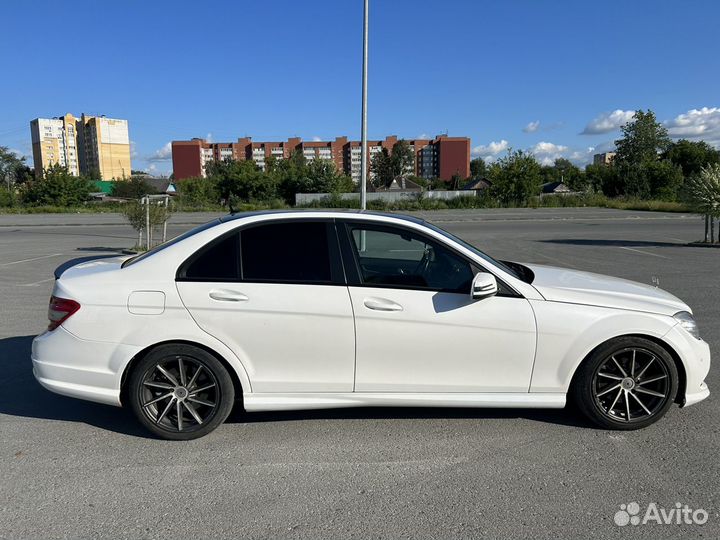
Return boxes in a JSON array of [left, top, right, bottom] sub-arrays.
[[422, 221, 526, 281], [122, 219, 222, 268]]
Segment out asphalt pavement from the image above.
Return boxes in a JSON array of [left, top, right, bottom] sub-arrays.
[[0, 207, 718, 539]]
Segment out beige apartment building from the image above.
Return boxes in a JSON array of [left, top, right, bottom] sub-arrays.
[[30, 113, 131, 179]]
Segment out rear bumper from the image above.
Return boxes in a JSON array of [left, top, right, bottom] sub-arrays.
[[32, 327, 140, 407]]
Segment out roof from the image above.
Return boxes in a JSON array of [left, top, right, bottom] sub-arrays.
[[379, 177, 423, 191], [541, 181, 571, 193], [462, 178, 492, 190], [219, 208, 426, 225], [144, 178, 176, 194]]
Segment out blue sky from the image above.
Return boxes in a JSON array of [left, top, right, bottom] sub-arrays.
[[2, 0, 719, 175]]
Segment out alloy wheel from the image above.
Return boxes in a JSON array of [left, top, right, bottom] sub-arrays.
[[592, 347, 670, 423], [139, 356, 220, 432]]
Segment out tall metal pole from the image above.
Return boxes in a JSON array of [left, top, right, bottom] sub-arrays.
[[360, 0, 369, 210]]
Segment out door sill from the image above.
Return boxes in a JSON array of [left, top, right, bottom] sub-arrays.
[[243, 392, 565, 412]]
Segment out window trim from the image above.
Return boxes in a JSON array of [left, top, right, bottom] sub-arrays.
[[176, 218, 346, 286], [337, 219, 521, 297]]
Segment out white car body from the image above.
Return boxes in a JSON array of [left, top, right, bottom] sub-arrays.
[[32, 211, 710, 415]]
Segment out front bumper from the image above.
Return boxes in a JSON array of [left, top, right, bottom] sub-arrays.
[[32, 326, 140, 407], [663, 324, 711, 408]]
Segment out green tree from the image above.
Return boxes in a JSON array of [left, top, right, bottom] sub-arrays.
[[370, 140, 416, 188], [687, 164, 720, 242], [177, 177, 220, 206], [488, 149, 542, 205], [206, 159, 277, 202], [552, 158, 586, 191], [470, 157, 488, 179], [585, 163, 621, 196], [111, 176, 159, 199], [663, 139, 720, 178], [614, 110, 671, 166], [0, 147, 31, 205], [22, 164, 93, 206]]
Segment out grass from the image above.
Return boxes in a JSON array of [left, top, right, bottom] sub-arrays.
[[0, 194, 695, 214]]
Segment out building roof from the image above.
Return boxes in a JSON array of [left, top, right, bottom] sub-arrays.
[[462, 178, 492, 191], [379, 176, 423, 191], [541, 181, 571, 193]]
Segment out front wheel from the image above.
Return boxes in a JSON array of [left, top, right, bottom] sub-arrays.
[[571, 337, 678, 430], [128, 344, 235, 440]]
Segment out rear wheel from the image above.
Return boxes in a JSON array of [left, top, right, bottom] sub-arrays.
[[571, 337, 678, 430], [128, 344, 235, 440]]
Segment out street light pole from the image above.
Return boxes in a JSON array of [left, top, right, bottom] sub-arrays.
[[360, 0, 369, 210]]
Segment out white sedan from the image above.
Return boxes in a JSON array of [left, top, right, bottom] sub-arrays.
[[32, 210, 710, 439]]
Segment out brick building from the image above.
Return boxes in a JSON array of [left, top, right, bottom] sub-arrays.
[[171, 134, 470, 183]]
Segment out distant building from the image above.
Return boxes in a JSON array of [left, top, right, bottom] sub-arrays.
[[30, 113, 131, 180], [593, 152, 616, 166], [462, 178, 492, 192], [171, 134, 471, 183], [541, 181, 572, 194], [30, 114, 81, 177]]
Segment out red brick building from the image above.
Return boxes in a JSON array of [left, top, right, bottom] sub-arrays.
[[171, 134, 470, 183]]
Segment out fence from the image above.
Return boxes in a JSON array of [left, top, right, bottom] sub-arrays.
[[296, 190, 471, 205]]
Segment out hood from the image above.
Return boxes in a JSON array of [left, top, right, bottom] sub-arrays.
[[524, 263, 688, 316]]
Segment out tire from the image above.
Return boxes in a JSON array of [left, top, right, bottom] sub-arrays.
[[570, 337, 678, 430], [128, 344, 235, 440]]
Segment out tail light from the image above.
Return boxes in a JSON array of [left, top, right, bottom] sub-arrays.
[[48, 296, 80, 331]]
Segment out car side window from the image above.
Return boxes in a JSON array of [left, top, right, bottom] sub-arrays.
[[183, 232, 240, 280], [241, 221, 333, 283], [347, 225, 474, 293]]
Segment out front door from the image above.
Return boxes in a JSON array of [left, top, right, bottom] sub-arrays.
[[176, 220, 355, 393], [340, 222, 537, 393]]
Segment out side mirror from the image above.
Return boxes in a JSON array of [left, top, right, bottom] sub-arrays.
[[471, 272, 498, 300]]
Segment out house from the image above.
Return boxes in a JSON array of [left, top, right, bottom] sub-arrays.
[[145, 178, 177, 195], [541, 181, 571, 194], [462, 178, 492, 192], [378, 176, 423, 191]]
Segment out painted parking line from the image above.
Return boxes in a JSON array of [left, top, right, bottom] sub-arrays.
[[0, 253, 64, 266], [617, 246, 669, 259], [18, 277, 55, 287]]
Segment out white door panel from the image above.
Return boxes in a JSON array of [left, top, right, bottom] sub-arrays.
[[177, 282, 355, 392], [350, 287, 536, 392]]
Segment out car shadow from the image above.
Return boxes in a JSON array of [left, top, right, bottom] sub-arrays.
[[233, 404, 590, 428], [0, 335, 148, 438], [538, 238, 684, 248], [1, 335, 594, 436]]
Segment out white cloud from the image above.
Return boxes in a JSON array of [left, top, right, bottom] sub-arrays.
[[581, 109, 635, 135], [531, 141, 569, 166], [665, 107, 720, 145], [523, 121, 540, 133], [471, 139, 509, 162], [147, 142, 172, 162], [130, 140, 138, 158], [206, 132, 214, 143], [312, 135, 322, 142], [417, 133, 430, 139]]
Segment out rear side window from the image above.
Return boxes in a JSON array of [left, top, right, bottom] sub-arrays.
[[183, 232, 240, 280], [241, 222, 332, 283]]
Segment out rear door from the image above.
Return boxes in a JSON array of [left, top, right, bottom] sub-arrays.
[[176, 219, 355, 393]]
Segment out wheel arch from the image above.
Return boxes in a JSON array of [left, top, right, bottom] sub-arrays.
[[119, 340, 246, 409], [569, 333, 686, 404]]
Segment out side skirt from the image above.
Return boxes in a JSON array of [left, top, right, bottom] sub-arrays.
[[243, 392, 566, 412]]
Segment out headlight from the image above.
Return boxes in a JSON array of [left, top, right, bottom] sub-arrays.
[[674, 311, 700, 340]]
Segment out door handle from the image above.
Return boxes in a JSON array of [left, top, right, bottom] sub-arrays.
[[363, 297, 403, 312], [209, 289, 248, 302]]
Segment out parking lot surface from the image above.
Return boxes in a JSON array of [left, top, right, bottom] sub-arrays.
[[0, 207, 717, 539]]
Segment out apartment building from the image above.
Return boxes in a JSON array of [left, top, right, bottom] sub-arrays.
[[30, 114, 81, 177], [30, 113, 132, 179], [172, 134, 470, 182], [593, 152, 616, 166]]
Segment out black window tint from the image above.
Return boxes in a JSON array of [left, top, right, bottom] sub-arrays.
[[184, 232, 240, 280], [241, 222, 331, 282], [349, 226, 473, 293]]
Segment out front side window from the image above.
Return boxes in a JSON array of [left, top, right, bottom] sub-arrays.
[[241, 221, 332, 283], [347, 225, 474, 293]]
